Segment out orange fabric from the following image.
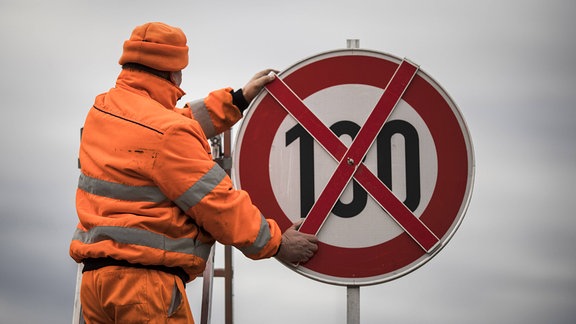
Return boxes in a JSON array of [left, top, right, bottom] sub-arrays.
[[119, 22, 188, 72], [70, 68, 282, 281], [81, 266, 194, 323], [203, 89, 243, 135]]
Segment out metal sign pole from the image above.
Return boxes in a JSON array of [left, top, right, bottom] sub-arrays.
[[347, 286, 360, 324]]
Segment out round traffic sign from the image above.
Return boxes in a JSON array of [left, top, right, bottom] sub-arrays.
[[232, 49, 474, 286]]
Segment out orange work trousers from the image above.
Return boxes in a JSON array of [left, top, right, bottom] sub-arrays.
[[80, 266, 194, 323]]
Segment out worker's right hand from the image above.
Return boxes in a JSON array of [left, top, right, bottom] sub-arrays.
[[275, 221, 319, 264], [241, 69, 278, 103]]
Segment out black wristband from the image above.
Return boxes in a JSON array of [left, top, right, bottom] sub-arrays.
[[231, 89, 250, 114], [273, 242, 282, 257]]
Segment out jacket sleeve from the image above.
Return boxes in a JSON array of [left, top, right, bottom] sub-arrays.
[[153, 120, 282, 260], [174, 87, 243, 138]]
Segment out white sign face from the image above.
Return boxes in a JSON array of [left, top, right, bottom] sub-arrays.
[[233, 49, 474, 286], [269, 86, 438, 248]]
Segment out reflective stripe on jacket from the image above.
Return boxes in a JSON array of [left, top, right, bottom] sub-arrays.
[[69, 69, 282, 281]]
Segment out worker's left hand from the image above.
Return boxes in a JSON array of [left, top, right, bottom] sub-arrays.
[[275, 221, 319, 264], [241, 69, 278, 103]]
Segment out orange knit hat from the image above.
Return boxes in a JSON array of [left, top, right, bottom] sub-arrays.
[[119, 22, 188, 72]]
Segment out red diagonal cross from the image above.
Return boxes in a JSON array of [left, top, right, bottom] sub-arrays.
[[265, 59, 440, 252]]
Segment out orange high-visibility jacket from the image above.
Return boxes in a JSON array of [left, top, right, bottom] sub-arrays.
[[69, 69, 282, 281]]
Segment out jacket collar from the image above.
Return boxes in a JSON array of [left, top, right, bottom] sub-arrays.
[[115, 69, 186, 110]]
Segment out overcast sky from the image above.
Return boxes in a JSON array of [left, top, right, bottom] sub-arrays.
[[1, 0, 575, 323]]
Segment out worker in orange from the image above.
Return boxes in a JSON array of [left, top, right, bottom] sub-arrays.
[[69, 22, 319, 323]]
